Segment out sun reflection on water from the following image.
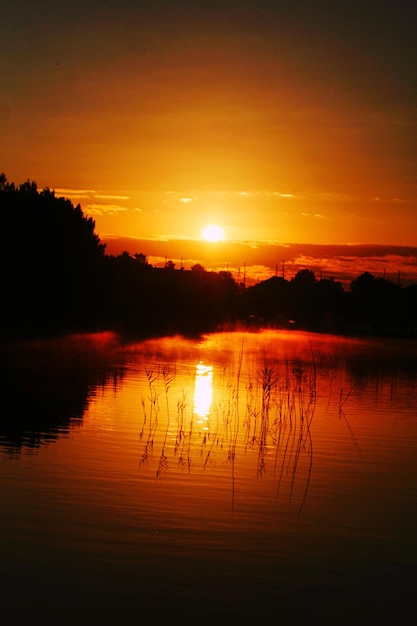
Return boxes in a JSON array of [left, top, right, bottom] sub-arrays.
[[194, 362, 213, 426]]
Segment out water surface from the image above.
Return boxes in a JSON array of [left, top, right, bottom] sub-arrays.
[[1, 330, 417, 621]]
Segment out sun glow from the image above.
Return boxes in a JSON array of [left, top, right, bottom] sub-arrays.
[[201, 224, 224, 242]]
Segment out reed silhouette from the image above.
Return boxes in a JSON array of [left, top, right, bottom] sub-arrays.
[[137, 346, 316, 517]]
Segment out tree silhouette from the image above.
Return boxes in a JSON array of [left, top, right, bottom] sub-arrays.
[[1, 175, 106, 336]]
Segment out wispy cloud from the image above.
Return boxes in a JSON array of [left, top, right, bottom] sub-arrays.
[[94, 194, 130, 200], [54, 188, 96, 197], [300, 212, 326, 218], [86, 204, 128, 215], [54, 189, 131, 202]]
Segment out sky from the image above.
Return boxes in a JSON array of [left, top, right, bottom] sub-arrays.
[[2, 0, 417, 285]]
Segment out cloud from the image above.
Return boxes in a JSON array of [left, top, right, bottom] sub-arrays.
[[54, 188, 96, 198], [94, 194, 131, 200], [101, 235, 417, 288], [86, 204, 128, 215], [300, 212, 325, 218], [53, 189, 131, 204]]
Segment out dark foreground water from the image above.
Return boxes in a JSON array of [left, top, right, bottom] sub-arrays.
[[1, 330, 417, 622]]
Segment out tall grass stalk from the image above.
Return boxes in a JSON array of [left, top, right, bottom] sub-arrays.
[[156, 366, 175, 477], [139, 368, 160, 466]]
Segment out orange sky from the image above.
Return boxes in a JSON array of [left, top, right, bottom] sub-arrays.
[[2, 1, 417, 282]]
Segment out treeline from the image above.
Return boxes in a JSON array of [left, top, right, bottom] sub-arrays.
[[1, 175, 416, 340], [0, 175, 237, 338], [241, 270, 417, 337]]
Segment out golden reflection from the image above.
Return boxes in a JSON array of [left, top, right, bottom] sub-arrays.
[[135, 333, 318, 516], [194, 362, 213, 424]]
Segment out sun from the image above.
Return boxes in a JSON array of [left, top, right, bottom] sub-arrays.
[[201, 224, 224, 242]]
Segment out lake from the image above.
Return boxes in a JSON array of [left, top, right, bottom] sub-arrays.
[[1, 329, 417, 621]]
